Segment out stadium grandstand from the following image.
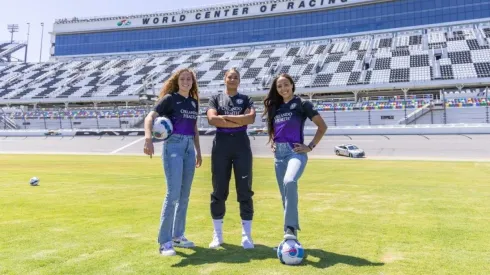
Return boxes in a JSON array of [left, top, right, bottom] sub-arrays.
[[1, 0, 490, 131]]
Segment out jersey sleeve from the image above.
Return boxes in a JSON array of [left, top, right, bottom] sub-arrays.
[[207, 95, 218, 111], [246, 95, 254, 109], [153, 94, 173, 117], [302, 100, 319, 120]]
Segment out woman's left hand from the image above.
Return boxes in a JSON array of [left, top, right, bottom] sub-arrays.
[[196, 153, 202, 168], [293, 143, 312, 153]]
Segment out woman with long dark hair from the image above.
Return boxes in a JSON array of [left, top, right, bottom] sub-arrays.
[[263, 73, 327, 241]]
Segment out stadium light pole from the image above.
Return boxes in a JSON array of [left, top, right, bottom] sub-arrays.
[[24, 23, 30, 63], [7, 24, 19, 43], [39, 22, 44, 62]]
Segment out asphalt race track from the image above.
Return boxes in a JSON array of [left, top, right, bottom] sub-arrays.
[[1, 134, 489, 162]]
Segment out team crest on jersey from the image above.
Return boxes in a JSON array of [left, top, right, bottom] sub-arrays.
[[290, 103, 297, 110], [191, 101, 196, 108], [236, 99, 244, 105]]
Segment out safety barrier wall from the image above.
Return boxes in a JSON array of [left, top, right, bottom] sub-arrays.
[[1, 124, 490, 137]]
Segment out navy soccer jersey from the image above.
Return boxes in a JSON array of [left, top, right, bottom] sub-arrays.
[[208, 93, 254, 133], [273, 96, 319, 145], [153, 92, 198, 136]]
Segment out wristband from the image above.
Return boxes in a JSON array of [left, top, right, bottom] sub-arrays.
[[308, 143, 316, 150]]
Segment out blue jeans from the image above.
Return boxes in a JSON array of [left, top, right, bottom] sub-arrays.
[[157, 134, 196, 245], [274, 143, 308, 232]]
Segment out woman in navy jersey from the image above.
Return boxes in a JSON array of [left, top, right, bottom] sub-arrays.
[[206, 68, 256, 249], [263, 73, 327, 241], [143, 68, 202, 256]]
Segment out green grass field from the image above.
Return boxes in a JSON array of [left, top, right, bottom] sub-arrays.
[[1, 154, 489, 275]]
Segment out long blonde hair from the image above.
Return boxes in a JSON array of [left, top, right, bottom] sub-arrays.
[[158, 68, 199, 101]]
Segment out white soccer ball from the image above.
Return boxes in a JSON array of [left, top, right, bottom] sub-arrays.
[[152, 116, 173, 140], [277, 239, 305, 265], [30, 177, 40, 186]]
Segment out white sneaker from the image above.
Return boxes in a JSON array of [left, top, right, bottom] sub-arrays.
[[284, 227, 297, 240], [159, 241, 176, 256], [209, 232, 223, 249], [241, 234, 254, 249], [173, 236, 195, 248]]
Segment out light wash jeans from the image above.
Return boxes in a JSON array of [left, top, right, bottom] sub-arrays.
[[157, 134, 196, 245], [274, 142, 308, 232]]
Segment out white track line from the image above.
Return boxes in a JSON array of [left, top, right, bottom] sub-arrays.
[[110, 137, 146, 154]]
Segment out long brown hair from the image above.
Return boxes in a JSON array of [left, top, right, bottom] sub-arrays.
[[158, 68, 199, 101], [263, 73, 296, 144]]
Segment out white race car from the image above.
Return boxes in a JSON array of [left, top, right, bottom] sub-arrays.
[[334, 144, 365, 158]]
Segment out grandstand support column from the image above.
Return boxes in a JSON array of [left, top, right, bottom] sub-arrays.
[[455, 84, 465, 124], [116, 106, 122, 129], [402, 88, 409, 123], [1, 108, 6, 129], [21, 110, 26, 130], [94, 102, 100, 130], [431, 102, 434, 124], [42, 112, 47, 130], [96, 110, 100, 130], [353, 91, 358, 102], [333, 102, 337, 127], [486, 87, 489, 124], [367, 90, 372, 126], [58, 108, 63, 129], [442, 89, 447, 124]]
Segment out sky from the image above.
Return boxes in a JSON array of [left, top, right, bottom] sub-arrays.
[[0, 0, 241, 62]]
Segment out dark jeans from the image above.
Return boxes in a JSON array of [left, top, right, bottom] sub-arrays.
[[210, 131, 254, 220]]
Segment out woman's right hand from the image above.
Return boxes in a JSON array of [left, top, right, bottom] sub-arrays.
[[271, 143, 276, 153], [144, 138, 154, 158]]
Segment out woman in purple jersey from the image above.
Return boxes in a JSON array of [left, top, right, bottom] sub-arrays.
[[263, 73, 327, 241], [143, 68, 202, 256]]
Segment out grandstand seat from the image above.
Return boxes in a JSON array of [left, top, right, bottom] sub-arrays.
[[2, 23, 490, 106]]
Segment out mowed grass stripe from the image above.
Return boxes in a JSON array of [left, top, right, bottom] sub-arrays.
[[0, 155, 489, 275]]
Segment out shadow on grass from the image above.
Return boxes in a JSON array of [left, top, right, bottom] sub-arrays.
[[303, 249, 384, 269], [173, 243, 384, 269]]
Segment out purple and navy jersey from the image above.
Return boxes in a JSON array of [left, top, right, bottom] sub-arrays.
[[208, 93, 254, 133], [153, 93, 198, 136], [273, 96, 319, 145]]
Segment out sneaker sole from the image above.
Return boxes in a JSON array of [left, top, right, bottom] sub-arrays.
[[209, 242, 223, 249], [160, 251, 176, 256], [173, 243, 195, 248], [283, 234, 297, 240]]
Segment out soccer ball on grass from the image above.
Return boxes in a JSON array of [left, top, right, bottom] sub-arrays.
[[30, 177, 40, 186], [277, 239, 305, 265]]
